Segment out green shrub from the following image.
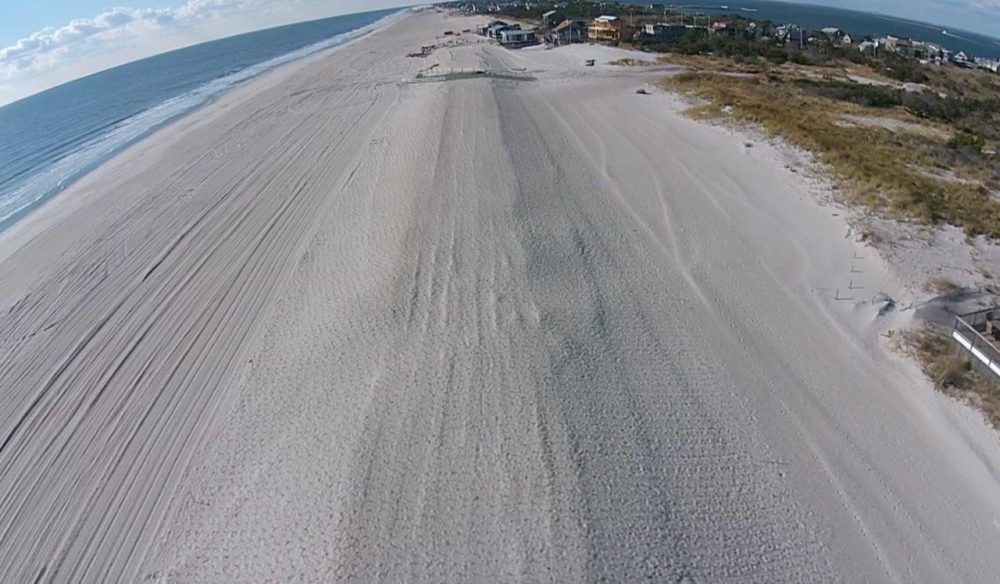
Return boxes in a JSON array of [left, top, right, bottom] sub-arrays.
[[794, 79, 902, 108], [947, 131, 985, 151]]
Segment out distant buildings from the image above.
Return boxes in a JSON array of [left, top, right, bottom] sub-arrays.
[[587, 15, 622, 44], [773, 24, 806, 48], [710, 21, 734, 37], [852, 34, 995, 70], [938, 47, 954, 62], [640, 23, 688, 43], [885, 35, 931, 59], [975, 57, 1000, 73], [470, 3, 997, 75]]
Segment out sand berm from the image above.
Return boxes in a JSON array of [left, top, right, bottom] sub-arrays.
[[0, 8, 999, 583]]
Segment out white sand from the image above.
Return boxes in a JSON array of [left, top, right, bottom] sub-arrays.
[[1, 9, 999, 583]]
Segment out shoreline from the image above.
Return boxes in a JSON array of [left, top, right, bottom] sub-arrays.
[[1, 9, 999, 582], [0, 7, 409, 239]]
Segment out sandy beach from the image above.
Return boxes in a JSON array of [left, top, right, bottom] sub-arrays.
[[1, 8, 999, 582]]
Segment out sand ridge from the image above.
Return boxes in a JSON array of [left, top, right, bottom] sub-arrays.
[[1, 9, 999, 583]]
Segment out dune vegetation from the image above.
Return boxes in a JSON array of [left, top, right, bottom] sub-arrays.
[[903, 326, 1000, 428], [660, 68, 1000, 239]]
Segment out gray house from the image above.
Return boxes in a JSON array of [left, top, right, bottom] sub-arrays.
[[542, 10, 565, 28], [552, 20, 586, 44]]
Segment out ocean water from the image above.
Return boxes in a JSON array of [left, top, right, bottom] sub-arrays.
[[663, 1, 1000, 59], [0, 8, 401, 233]]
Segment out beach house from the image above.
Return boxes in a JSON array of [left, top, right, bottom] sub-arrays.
[[587, 15, 622, 44], [858, 40, 878, 56], [542, 10, 565, 28], [488, 22, 519, 39], [499, 28, 537, 47], [479, 20, 507, 36], [822, 27, 852, 46], [780, 25, 805, 49], [552, 20, 587, 44]]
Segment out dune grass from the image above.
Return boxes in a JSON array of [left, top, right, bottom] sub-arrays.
[[660, 71, 1000, 239], [608, 57, 651, 66], [904, 326, 1000, 428]]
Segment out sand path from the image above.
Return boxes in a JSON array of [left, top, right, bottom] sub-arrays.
[[1, 10, 999, 583]]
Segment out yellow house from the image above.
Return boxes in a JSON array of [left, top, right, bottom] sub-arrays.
[[588, 15, 622, 43]]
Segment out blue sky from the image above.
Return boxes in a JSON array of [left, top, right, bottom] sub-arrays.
[[1, 0, 999, 105]]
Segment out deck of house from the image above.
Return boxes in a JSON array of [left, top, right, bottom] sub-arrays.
[[952, 307, 1000, 381]]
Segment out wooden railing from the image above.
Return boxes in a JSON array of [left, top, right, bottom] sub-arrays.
[[952, 309, 1000, 380]]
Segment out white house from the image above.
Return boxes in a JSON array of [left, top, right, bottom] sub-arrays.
[[976, 58, 1000, 73], [500, 28, 536, 47], [858, 40, 878, 55]]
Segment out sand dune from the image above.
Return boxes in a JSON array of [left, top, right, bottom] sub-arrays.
[[1, 10, 999, 583]]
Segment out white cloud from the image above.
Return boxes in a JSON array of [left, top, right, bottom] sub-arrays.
[[0, 1, 247, 80], [0, 0, 401, 105]]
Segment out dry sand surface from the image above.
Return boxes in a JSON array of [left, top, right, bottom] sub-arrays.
[[2, 9, 1000, 583]]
